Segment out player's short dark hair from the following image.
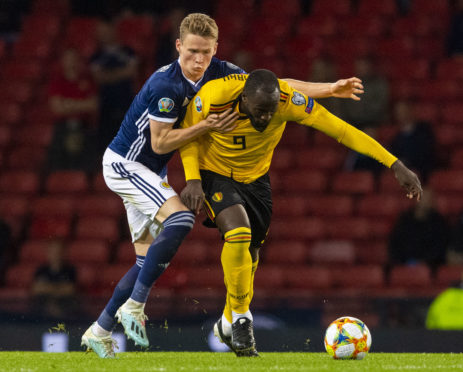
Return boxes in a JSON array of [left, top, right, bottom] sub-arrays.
[[243, 69, 280, 99]]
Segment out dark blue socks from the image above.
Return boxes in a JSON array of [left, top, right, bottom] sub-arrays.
[[97, 255, 145, 331], [131, 211, 194, 303]]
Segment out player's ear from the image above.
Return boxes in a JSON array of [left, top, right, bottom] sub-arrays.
[[213, 42, 218, 56], [175, 39, 181, 53]]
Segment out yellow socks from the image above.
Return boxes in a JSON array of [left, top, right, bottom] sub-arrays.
[[221, 227, 252, 315]]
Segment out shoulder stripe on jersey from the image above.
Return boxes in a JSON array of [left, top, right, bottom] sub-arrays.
[[126, 109, 150, 161], [111, 162, 166, 207], [210, 102, 234, 112], [280, 91, 289, 102], [211, 99, 236, 107]]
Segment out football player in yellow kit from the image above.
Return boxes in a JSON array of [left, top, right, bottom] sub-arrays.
[[179, 69, 422, 356]]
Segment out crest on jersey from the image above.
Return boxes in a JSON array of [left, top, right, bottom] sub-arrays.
[[158, 98, 174, 112], [160, 181, 172, 190], [195, 96, 203, 112], [212, 192, 223, 202], [291, 91, 306, 106], [305, 97, 314, 114], [157, 63, 171, 73]]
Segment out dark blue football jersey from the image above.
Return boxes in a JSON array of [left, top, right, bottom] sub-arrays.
[[109, 57, 244, 177]]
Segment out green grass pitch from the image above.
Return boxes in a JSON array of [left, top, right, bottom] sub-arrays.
[[0, 352, 462, 372]]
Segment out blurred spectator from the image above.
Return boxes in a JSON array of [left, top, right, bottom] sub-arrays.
[[388, 187, 450, 272], [232, 49, 254, 73], [389, 100, 436, 183], [308, 57, 342, 116], [447, 0, 463, 57], [447, 210, 463, 265], [0, 218, 12, 284], [426, 275, 463, 330], [47, 48, 98, 172], [339, 56, 389, 130], [344, 127, 384, 176], [90, 19, 139, 155], [156, 7, 186, 67], [46, 120, 97, 172], [0, 0, 31, 43], [31, 240, 77, 319]]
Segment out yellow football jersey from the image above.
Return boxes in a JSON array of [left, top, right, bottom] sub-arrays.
[[180, 74, 397, 183]]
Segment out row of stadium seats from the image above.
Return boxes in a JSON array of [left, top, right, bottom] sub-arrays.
[[5, 259, 463, 298]]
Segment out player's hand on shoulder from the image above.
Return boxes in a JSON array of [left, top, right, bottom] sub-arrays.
[[180, 179, 205, 215], [206, 108, 239, 133], [331, 77, 364, 101], [391, 159, 423, 201]]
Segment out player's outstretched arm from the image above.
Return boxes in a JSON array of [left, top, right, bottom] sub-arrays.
[[180, 179, 204, 215], [391, 160, 423, 201], [283, 77, 364, 100]]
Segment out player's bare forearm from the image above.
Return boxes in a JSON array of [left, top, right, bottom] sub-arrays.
[[391, 159, 423, 201], [180, 179, 204, 215], [283, 77, 364, 100], [151, 109, 238, 154]]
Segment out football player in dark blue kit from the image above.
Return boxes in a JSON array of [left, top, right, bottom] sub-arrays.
[[81, 13, 365, 358]]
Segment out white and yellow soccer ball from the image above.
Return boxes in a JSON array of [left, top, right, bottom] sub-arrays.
[[324, 316, 372, 360]]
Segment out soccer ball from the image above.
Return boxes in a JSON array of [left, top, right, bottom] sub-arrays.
[[324, 316, 372, 360]]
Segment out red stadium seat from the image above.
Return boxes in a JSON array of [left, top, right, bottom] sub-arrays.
[[429, 170, 463, 193], [306, 195, 354, 217], [99, 264, 132, 288], [441, 103, 463, 126], [272, 195, 308, 217], [76, 194, 124, 218], [67, 239, 110, 264], [184, 266, 224, 290], [331, 171, 375, 195], [435, 124, 463, 149], [6, 146, 46, 170], [253, 265, 285, 290], [435, 194, 463, 217], [0, 170, 40, 195], [29, 215, 72, 239], [75, 216, 120, 241], [172, 239, 209, 267], [155, 266, 189, 290], [343, 16, 387, 38], [311, 0, 352, 16], [0, 102, 22, 127], [392, 16, 435, 38], [259, 0, 300, 19], [21, 14, 62, 41], [389, 264, 432, 288], [297, 16, 338, 38], [64, 17, 99, 57], [0, 126, 11, 148], [92, 173, 110, 193], [357, 194, 410, 219], [375, 38, 414, 60], [264, 240, 308, 264], [0, 81, 34, 105], [76, 264, 99, 292], [436, 59, 463, 81], [308, 240, 355, 264], [15, 125, 53, 147], [331, 265, 385, 288], [271, 147, 294, 171], [357, 0, 398, 17], [19, 239, 50, 264], [5, 264, 38, 289], [379, 171, 406, 194], [1, 61, 43, 84], [271, 217, 327, 240], [0, 195, 30, 217], [450, 148, 463, 169], [45, 171, 89, 194], [280, 170, 328, 194], [382, 58, 430, 82], [284, 266, 333, 289], [327, 217, 372, 240], [13, 35, 53, 60], [412, 100, 440, 123], [295, 147, 346, 172], [436, 265, 463, 287], [355, 240, 389, 265], [410, 0, 450, 17], [279, 125, 311, 147], [31, 196, 75, 217], [415, 80, 461, 102], [114, 239, 134, 263]]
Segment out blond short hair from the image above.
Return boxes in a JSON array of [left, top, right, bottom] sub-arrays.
[[179, 13, 218, 41]]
